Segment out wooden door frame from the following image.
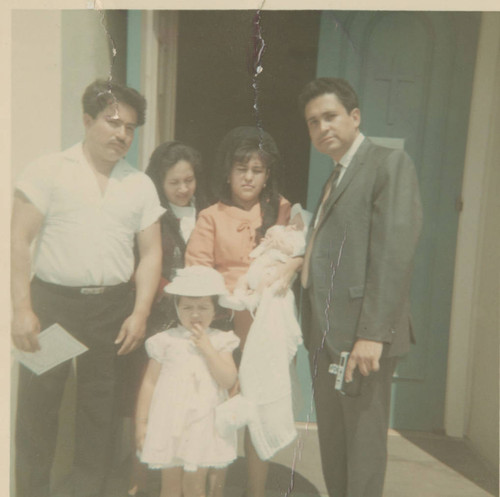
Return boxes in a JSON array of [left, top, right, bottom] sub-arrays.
[[127, 10, 178, 171]]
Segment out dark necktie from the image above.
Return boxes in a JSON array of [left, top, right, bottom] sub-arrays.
[[301, 163, 343, 288]]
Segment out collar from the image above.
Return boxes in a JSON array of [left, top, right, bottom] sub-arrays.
[[169, 201, 196, 219], [62, 142, 131, 175], [60, 142, 88, 164], [337, 133, 365, 169]]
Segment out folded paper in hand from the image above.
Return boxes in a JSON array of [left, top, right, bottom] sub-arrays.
[[13, 323, 89, 375]]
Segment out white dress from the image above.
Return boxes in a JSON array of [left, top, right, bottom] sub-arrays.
[[221, 224, 306, 460], [140, 326, 240, 471]]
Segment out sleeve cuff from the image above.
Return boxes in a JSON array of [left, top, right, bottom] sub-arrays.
[[139, 206, 166, 232]]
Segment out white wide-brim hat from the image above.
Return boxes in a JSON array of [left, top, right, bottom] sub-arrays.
[[164, 266, 228, 297]]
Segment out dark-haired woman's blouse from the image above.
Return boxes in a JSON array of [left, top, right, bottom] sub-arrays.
[[185, 197, 291, 292]]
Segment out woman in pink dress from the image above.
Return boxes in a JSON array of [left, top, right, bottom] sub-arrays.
[[186, 127, 303, 497]]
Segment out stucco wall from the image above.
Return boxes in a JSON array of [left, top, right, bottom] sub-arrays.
[[445, 12, 500, 471], [465, 23, 500, 468], [61, 9, 127, 149], [61, 10, 115, 149], [11, 11, 62, 184]]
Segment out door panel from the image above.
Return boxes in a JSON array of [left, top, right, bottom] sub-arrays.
[[305, 11, 479, 430]]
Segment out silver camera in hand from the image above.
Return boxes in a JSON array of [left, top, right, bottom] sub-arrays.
[[328, 351, 362, 397]]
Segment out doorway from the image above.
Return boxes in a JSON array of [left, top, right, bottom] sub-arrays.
[[308, 11, 480, 431], [174, 10, 321, 204]]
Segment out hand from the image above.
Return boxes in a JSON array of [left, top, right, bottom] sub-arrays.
[[12, 308, 41, 352], [234, 275, 250, 293], [345, 339, 383, 382], [269, 235, 294, 255], [266, 257, 303, 297], [190, 323, 213, 356], [270, 267, 293, 296], [115, 311, 148, 355]]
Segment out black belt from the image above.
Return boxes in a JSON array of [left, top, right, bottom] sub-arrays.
[[32, 276, 133, 297]]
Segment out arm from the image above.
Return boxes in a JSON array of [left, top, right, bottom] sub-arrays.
[[135, 358, 161, 451], [345, 340, 383, 380], [185, 210, 215, 268], [115, 221, 162, 355], [275, 196, 292, 225], [259, 197, 301, 295], [190, 324, 238, 390], [345, 151, 423, 381], [234, 273, 251, 294], [270, 256, 304, 296], [11, 193, 44, 351]]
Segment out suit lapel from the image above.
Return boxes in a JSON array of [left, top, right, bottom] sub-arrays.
[[316, 138, 372, 231]]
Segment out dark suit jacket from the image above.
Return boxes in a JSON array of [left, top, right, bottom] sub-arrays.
[[303, 138, 423, 358]]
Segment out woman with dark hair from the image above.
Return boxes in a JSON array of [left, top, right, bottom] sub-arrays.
[[186, 127, 303, 497], [127, 141, 208, 497], [143, 141, 211, 332], [148, 143, 206, 279], [212, 126, 283, 244]]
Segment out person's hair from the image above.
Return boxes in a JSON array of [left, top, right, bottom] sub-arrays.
[[175, 295, 218, 308], [145, 141, 205, 209], [82, 79, 146, 126], [167, 295, 231, 330], [298, 77, 359, 116], [170, 295, 221, 328], [212, 126, 283, 242]]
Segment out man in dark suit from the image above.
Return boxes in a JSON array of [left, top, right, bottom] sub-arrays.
[[299, 78, 422, 497]]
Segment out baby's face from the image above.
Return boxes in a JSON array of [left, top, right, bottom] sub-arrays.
[[289, 212, 305, 231], [263, 227, 294, 255], [177, 296, 215, 332]]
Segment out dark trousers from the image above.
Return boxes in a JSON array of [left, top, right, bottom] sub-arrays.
[[308, 334, 397, 497], [15, 278, 134, 497]]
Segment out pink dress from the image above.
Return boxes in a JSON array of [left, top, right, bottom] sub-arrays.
[[140, 326, 240, 471]]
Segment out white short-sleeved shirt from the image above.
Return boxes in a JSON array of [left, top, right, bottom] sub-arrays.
[[16, 143, 165, 286]]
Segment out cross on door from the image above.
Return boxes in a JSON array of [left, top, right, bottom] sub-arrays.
[[375, 55, 416, 125]]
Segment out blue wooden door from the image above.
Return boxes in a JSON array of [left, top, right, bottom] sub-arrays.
[[302, 11, 480, 431]]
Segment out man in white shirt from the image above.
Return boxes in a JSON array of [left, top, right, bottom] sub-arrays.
[[11, 79, 164, 497], [299, 78, 422, 497]]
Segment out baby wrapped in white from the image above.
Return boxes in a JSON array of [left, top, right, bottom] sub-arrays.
[[224, 203, 312, 316], [217, 204, 311, 460]]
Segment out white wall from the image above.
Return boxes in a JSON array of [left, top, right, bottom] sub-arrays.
[[11, 10, 113, 178], [11, 11, 62, 184], [61, 10, 114, 149], [445, 12, 500, 470], [465, 25, 500, 468]]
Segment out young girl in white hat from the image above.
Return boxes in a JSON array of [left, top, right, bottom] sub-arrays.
[[135, 266, 239, 497]]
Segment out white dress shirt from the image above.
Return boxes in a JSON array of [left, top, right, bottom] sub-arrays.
[[16, 143, 165, 286], [336, 132, 365, 184], [313, 133, 365, 229]]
